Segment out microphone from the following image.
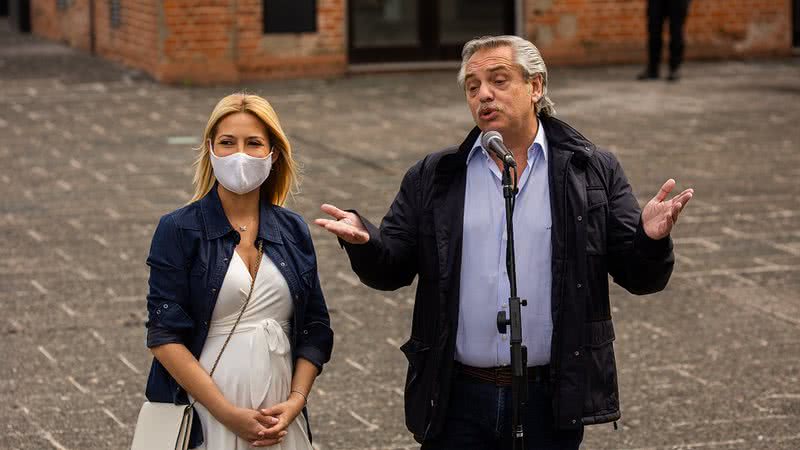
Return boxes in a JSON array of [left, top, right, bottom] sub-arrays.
[[481, 131, 517, 167]]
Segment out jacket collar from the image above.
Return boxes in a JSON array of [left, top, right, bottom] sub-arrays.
[[539, 115, 595, 163], [199, 184, 283, 245], [452, 115, 595, 167]]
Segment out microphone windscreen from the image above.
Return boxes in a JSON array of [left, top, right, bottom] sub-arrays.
[[481, 130, 502, 149]]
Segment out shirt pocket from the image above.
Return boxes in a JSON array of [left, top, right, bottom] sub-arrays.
[[585, 187, 608, 255]]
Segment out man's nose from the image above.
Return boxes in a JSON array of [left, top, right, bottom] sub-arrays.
[[478, 83, 494, 102]]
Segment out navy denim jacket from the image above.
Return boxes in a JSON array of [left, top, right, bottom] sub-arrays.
[[144, 185, 333, 447]]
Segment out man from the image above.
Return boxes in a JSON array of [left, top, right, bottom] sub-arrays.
[[316, 35, 693, 449], [638, 0, 693, 81]]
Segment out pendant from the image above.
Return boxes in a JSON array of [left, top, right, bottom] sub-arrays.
[[238, 225, 247, 232]]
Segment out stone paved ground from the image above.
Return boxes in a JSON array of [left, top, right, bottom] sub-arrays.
[[2, 22, 799, 450]]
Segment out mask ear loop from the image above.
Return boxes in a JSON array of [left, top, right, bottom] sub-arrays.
[[208, 139, 216, 157]]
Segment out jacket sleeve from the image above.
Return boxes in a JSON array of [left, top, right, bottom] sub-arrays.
[[145, 214, 195, 348], [295, 225, 334, 374], [605, 156, 675, 294], [340, 161, 421, 291]]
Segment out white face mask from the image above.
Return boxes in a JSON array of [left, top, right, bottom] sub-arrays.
[[209, 140, 273, 195]]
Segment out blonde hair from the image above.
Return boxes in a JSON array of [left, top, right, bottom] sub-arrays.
[[457, 35, 556, 116], [190, 93, 298, 205]]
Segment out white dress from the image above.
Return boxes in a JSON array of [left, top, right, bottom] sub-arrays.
[[191, 251, 312, 450]]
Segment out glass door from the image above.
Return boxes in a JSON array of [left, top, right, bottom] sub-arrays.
[[349, 0, 514, 63]]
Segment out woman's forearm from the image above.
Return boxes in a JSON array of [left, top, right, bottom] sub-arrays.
[[289, 358, 319, 404], [150, 343, 232, 421]]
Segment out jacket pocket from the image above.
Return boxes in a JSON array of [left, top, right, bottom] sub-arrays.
[[586, 187, 608, 255], [400, 337, 432, 435], [582, 319, 620, 423]]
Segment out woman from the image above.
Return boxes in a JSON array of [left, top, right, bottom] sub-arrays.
[[144, 93, 333, 449]]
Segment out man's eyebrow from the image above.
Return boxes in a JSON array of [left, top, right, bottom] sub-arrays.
[[465, 64, 513, 80]]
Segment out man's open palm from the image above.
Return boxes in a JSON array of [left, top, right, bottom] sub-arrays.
[[642, 179, 693, 240]]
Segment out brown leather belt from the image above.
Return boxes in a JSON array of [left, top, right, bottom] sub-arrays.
[[455, 361, 550, 386]]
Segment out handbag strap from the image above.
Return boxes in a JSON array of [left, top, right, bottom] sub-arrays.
[[189, 240, 264, 407]]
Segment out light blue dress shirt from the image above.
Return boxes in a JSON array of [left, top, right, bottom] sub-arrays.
[[456, 122, 553, 367]]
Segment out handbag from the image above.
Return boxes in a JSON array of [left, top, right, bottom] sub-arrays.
[[131, 242, 264, 450]]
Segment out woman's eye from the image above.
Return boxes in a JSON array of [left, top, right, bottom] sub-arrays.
[[248, 141, 263, 146], [220, 140, 233, 145], [495, 79, 506, 85]]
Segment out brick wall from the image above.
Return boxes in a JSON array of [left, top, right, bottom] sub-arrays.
[[526, 0, 792, 65], [95, 0, 159, 76], [31, 0, 92, 51], [30, 0, 793, 84]]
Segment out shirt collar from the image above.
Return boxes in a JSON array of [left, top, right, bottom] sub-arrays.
[[467, 118, 548, 165], [199, 183, 283, 245]]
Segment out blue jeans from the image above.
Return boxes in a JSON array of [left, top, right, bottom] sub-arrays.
[[422, 371, 584, 450]]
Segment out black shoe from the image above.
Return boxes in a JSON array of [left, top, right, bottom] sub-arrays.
[[637, 70, 659, 80], [667, 69, 681, 82]]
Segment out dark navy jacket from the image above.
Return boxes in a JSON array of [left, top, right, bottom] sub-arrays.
[[144, 185, 333, 448]]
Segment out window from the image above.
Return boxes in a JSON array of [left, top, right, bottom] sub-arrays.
[[263, 0, 317, 34]]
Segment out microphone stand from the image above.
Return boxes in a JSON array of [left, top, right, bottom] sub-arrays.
[[496, 160, 527, 450]]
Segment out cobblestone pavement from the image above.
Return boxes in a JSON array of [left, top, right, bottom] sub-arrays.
[[2, 23, 800, 450]]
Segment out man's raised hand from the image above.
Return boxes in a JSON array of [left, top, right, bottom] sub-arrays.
[[642, 179, 694, 240], [314, 204, 370, 244]]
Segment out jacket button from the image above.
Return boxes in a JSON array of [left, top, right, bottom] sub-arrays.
[[574, 350, 580, 357], [577, 216, 583, 222], [280, 262, 286, 267], [203, 321, 208, 326], [303, 330, 308, 335], [163, 304, 168, 309], [576, 283, 582, 289], [156, 310, 161, 315], [211, 288, 217, 293], [223, 257, 228, 262], [572, 419, 577, 424]]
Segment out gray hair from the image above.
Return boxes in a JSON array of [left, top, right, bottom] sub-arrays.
[[457, 35, 556, 117]]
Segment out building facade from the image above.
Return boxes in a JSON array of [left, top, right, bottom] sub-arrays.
[[28, 0, 796, 84]]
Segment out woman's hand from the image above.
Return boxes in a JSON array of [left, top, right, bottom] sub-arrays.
[[219, 405, 282, 444], [250, 395, 306, 447]]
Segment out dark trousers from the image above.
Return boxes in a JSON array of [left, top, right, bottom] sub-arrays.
[[646, 0, 692, 73], [421, 371, 584, 450]]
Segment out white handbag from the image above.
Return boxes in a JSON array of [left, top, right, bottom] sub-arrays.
[[130, 242, 264, 450], [130, 402, 194, 450]]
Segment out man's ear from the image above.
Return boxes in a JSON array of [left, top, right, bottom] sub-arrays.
[[529, 75, 543, 102]]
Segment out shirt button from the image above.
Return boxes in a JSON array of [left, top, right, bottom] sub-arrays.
[[502, 335, 508, 341], [577, 216, 583, 222]]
